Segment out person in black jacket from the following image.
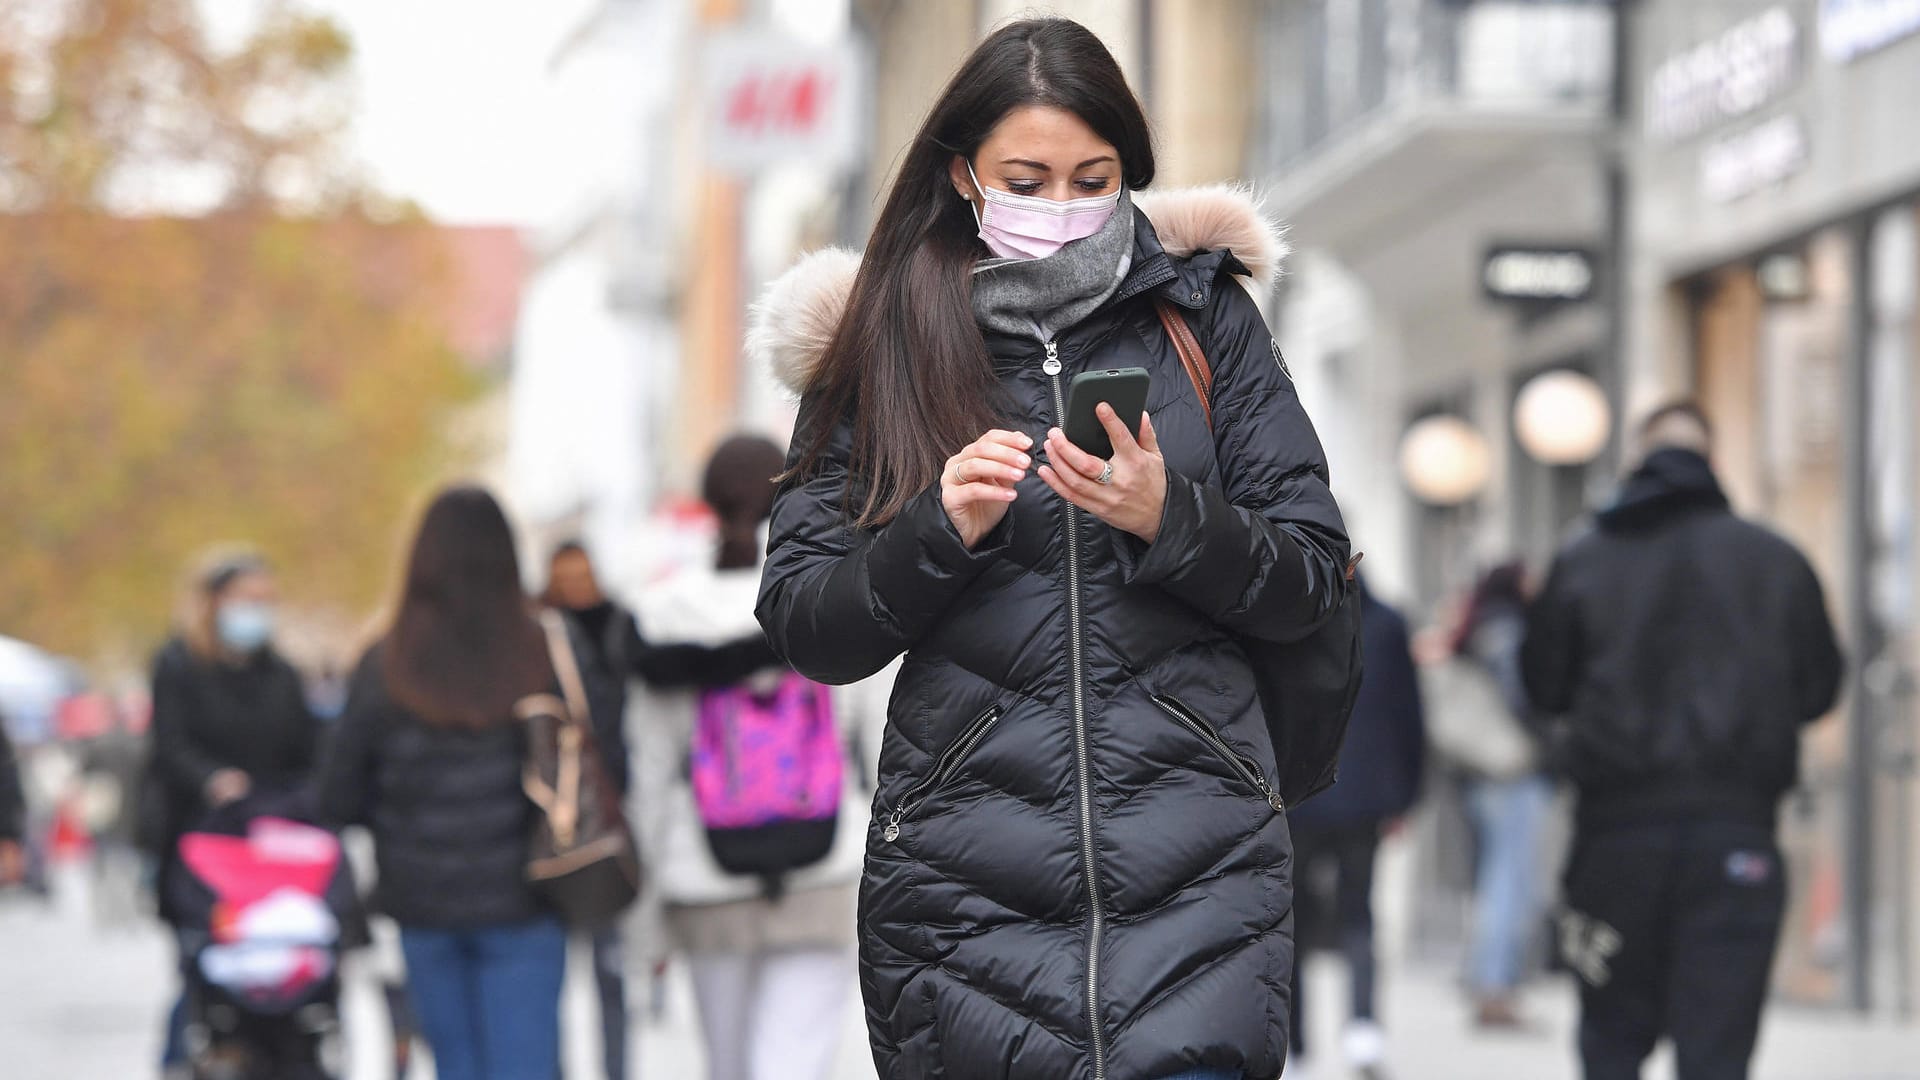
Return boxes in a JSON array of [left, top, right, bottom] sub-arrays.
[[0, 713, 24, 887], [1522, 402, 1843, 1080], [148, 553, 320, 860], [1286, 576, 1424, 1078], [319, 487, 574, 1080], [541, 538, 777, 1080], [752, 19, 1350, 1080], [146, 550, 320, 1075]]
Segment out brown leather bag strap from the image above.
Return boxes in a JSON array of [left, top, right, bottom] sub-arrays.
[[537, 610, 592, 727], [1154, 298, 1366, 581], [1154, 298, 1213, 429]]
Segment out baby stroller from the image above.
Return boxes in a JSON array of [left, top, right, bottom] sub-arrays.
[[167, 793, 358, 1080]]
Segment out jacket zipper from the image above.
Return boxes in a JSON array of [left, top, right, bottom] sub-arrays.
[[1150, 694, 1287, 814], [1045, 338, 1110, 1079], [880, 704, 1003, 842]]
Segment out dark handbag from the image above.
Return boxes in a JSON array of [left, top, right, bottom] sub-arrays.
[[519, 611, 643, 927], [1154, 298, 1364, 806]]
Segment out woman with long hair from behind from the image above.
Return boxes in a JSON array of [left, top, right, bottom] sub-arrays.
[[319, 487, 567, 1080]]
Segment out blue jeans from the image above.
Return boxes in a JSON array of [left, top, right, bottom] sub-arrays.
[[400, 917, 567, 1080], [1465, 773, 1554, 994]]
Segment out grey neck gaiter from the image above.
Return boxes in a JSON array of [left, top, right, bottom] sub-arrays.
[[969, 189, 1135, 346]]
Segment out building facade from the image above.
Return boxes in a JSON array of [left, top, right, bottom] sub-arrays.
[[1264, 0, 1920, 1012], [1622, 0, 1920, 1011]]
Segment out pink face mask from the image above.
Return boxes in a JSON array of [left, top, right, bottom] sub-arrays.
[[967, 162, 1123, 260]]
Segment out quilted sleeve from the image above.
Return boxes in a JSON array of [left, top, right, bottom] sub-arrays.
[[757, 400, 1012, 684], [1117, 280, 1350, 643]]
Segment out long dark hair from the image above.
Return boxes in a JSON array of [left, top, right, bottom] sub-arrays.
[[703, 435, 787, 571], [786, 18, 1154, 525], [383, 486, 550, 729], [1451, 561, 1529, 658]]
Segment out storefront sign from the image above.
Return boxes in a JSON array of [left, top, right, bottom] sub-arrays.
[[703, 32, 863, 174], [1482, 247, 1596, 304], [1820, 0, 1920, 61], [1647, 7, 1800, 143], [1700, 114, 1810, 203]]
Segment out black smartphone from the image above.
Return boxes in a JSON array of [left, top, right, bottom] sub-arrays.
[[1062, 367, 1151, 459]]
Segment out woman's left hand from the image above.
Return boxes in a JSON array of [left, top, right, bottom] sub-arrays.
[[1038, 404, 1167, 544]]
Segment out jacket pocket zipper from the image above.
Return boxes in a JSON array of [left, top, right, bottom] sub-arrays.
[[1150, 694, 1286, 813], [882, 704, 1004, 842]]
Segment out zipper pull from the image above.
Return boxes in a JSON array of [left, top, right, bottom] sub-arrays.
[[882, 810, 903, 843], [1042, 340, 1061, 377], [1267, 792, 1286, 814]]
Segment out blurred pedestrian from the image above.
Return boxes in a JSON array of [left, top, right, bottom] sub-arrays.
[[543, 537, 782, 1079], [1287, 575, 1425, 1080], [1430, 562, 1553, 1029], [145, 550, 320, 1076], [78, 706, 148, 927], [542, 539, 639, 1080], [0, 711, 25, 887], [753, 18, 1349, 1080], [634, 435, 875, 1080], [318, 487, 578, 1080], [1522, 403, 1844, 1080]]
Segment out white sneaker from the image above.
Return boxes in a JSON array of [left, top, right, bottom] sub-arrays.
[[1343, 1018, 1387, 1067]]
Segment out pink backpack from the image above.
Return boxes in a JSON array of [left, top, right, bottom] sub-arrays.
[[692, 672, 843, 892]]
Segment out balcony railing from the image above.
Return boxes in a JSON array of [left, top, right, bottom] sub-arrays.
[[1253, 0, 1614, 177]]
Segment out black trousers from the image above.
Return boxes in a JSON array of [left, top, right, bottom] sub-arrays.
[[1560, 820, 1786, 1080], [1287, 819, 1382, 1055]]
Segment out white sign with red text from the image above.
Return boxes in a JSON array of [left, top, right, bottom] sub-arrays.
[[703, 32, 863, 174]]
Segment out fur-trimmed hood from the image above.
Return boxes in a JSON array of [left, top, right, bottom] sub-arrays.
[[748, 185, 1288, 394]]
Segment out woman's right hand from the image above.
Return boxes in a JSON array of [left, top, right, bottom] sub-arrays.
[[943, 430, 1033, 550]]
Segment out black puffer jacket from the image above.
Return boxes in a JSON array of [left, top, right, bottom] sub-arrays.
[[318, 643, 550, 928], [754, 191, 1350, 1079], [1522, 448, 1844, 828], [147, 639, 319, 855]]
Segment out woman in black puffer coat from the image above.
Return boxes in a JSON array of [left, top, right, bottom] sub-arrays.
[[753, 19, 1350, 1080], [319, 487, 587, 1080]]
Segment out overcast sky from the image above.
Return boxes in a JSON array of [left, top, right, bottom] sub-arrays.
[[199, 0, 596, 225], [320, 0, 604, 225], [195, 1, 855, 225]]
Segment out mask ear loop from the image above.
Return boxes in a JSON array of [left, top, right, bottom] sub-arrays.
[[963, 160, 987, 231]]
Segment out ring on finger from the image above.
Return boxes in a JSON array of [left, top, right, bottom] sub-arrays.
[[1096, 460, 1114, 486]]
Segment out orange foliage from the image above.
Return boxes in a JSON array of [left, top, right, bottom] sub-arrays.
[[0, 1, 478, 660]]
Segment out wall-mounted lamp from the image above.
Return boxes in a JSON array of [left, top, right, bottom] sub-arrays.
[[1514, 370, 1611, 466], [1399, 415, 1492, 505]]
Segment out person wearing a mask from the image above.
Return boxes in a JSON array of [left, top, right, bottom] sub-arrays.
[[146, 550, 320, 1076], [753, 18, 1349, 1079]]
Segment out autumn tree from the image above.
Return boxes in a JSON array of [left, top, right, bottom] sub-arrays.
[[0, 0, 477, 663]]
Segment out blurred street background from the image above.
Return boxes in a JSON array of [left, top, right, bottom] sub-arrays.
[[6, 0, 1920, 1077], [4, 858, 1917, 1079]]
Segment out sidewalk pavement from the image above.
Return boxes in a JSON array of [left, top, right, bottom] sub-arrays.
[[3, 865, 1914, 1079], [1292, 953, 1920, 1080]]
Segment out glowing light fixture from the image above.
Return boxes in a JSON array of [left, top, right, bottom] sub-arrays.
[[1399, 415, 1492, 505], [1514, 370, 1611, 466]]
